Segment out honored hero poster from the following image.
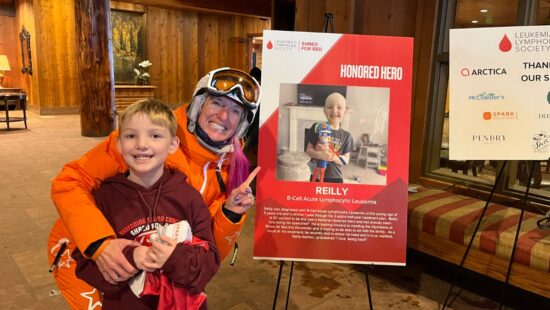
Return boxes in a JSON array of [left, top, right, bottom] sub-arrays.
[[450, 25, 550, 160], [254, 30, 413, 265]]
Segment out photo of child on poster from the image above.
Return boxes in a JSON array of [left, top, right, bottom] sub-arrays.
[[276, 83, 389, 185]]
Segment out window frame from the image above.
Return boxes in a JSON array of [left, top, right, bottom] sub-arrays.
[[423, 0, 550, 207]]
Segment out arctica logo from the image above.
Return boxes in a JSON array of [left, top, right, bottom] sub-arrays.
[[460, 68, 507, 76], [468, 92, 505, 101]]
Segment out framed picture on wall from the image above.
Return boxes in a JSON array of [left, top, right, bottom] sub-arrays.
[[111, 9, 146, 84]]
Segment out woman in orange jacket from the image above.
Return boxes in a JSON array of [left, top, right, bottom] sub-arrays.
[[48, 68, 261, 309]]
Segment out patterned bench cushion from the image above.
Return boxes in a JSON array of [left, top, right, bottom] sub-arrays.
[[408, 188, 550, 273]]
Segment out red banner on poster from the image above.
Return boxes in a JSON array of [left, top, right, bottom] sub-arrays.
[[254, 31, 413, 265]]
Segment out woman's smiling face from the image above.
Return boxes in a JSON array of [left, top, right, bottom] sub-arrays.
[[197, 95, 245, 142]]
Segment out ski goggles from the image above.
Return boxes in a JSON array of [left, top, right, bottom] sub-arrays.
[[206, 68, 261, 109]]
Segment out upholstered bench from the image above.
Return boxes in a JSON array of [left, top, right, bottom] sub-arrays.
[[407, 187, 550, 298]]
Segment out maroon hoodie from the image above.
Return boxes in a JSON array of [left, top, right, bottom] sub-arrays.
[[74, 169, 220, 309]]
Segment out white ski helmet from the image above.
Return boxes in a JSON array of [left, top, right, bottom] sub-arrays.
[[187, 68, 261, 153]]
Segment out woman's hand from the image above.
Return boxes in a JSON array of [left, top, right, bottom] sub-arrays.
[[96, 238, 140, 284], [224, 167, 261, 215]]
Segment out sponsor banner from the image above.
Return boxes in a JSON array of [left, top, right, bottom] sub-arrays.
[[450, 25, 550, 159], [254, 30, 413, 265]]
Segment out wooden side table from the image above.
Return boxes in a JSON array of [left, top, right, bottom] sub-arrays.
[[114, 85, 156, 113], [0, 92, 27, 130]]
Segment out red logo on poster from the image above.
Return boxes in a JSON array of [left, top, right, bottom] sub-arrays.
[[499, 34, 512, 52], [267, 41, 273, 49], [483, 112, 492, 120]]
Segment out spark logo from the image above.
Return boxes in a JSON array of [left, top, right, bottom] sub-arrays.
[[483, 112, 492, 120]]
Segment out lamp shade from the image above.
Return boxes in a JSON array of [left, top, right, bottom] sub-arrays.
[[0, 55, 11, 71]]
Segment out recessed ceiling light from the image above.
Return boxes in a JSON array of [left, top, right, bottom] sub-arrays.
[[480, 9, 488, 13], [471, 20, 479, 24]]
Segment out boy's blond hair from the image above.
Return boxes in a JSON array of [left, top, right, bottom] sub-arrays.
[[119, 99, 177, 136]]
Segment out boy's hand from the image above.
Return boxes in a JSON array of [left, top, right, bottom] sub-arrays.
[[146, 235, 177, 268], [133, 246, 156, 272], [96, 239, 139, 284], [314, 143, 329, 152], [225, 167, 260, 214]]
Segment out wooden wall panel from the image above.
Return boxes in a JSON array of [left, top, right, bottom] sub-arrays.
[[326, 0, 354, 33], [140, 5, 269, 106], [32, 0, 80, 114], [198, 14, 220, 76], [0, 14, 17, 87], [409, 0, 437, 181], [122, 0, 271, 18], [180, 10, 198, 102], [7, 0, 270, 114], [294, 0, 310, 31], [216, 14, 232, 72], [354, 0, 418, 36], [147, 6, 187, 106], [16, 0, 37, 111], [295, 0, 354, 33], [110, 0, 144, 11]]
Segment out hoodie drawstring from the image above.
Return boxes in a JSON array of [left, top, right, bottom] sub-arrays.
[[137, 182, 163, 222]]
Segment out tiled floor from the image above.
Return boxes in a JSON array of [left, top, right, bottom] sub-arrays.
[[0, 112, 548, 309]]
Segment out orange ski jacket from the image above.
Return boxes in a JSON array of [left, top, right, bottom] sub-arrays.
[[51, 105, 245, 260]]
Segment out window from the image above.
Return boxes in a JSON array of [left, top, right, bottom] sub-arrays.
[[425, 0, 550, 207]]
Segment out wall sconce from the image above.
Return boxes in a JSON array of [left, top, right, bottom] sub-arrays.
[[19, 26, 32, 75], [0, 55, 11, 88]]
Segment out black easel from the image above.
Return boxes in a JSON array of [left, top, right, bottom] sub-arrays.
[[323, 13, 334, 33], [273, 12, 365, 310], [442, 160, 508, 309], [497, 161, 538, 310], [271, 260, 296, 310], [272, 260, 285, 310], [442, 160, 545, 309]]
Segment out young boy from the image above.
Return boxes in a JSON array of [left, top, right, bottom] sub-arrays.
[[306, 92, 354, 183], [66, 99, 219, 309]]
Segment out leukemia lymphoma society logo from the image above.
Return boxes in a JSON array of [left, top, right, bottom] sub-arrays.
[[266, 39, 298, 51], [533, 131, 550, 153], [499, 34, 512, 52]]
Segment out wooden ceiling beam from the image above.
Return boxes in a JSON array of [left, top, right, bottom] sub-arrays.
[[119, 0, 272, 18]]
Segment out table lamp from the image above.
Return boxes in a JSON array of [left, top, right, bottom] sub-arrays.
[[0, 55, 11, 88]]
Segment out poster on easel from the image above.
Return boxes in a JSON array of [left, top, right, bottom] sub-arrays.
[[254, 30, 413, 265], [450, 25, 550, 160]]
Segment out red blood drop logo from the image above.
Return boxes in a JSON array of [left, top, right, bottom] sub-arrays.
[[499, 34, 512, 52], [267, 40, 273, 49]]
